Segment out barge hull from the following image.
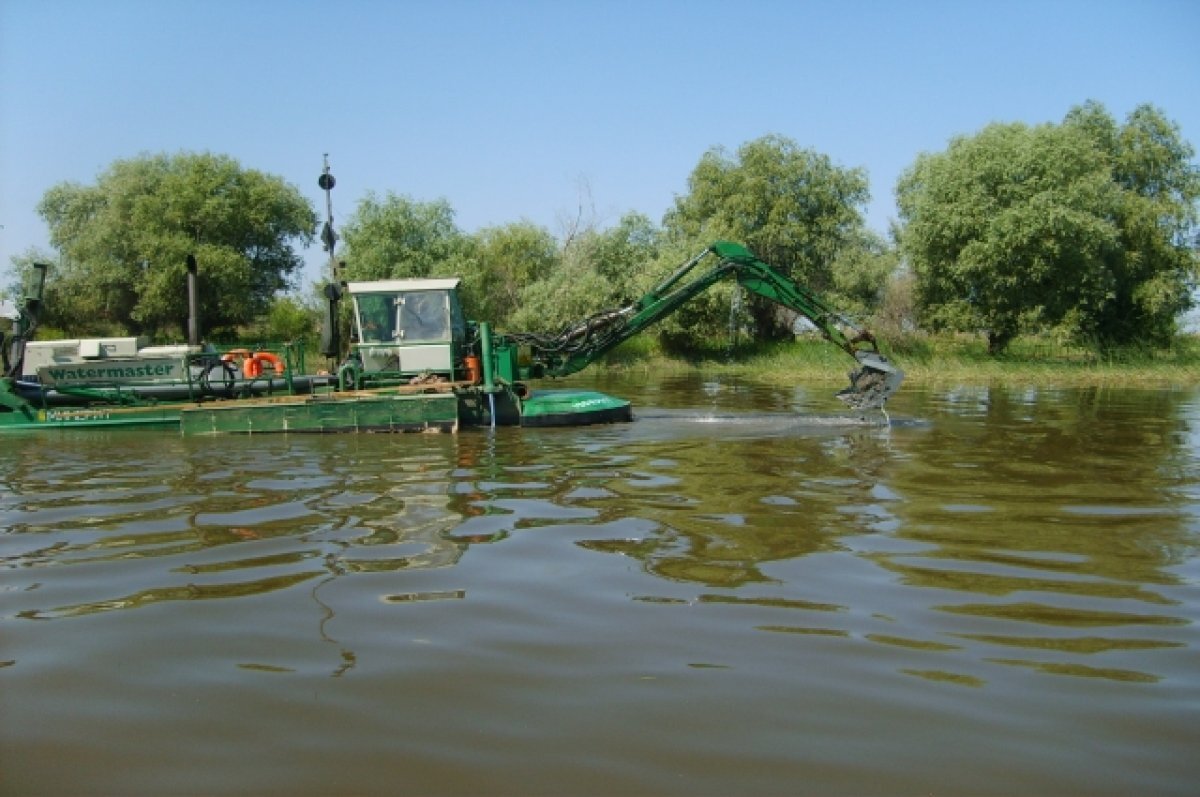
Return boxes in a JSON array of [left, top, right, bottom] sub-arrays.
[[180, 391, 460, 435]]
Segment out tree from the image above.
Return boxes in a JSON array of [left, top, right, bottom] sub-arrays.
[[338, 192, 472, 282], [462, 222, 559, 327], [896, 121, 1122, 353], [828, 229, 900, 319], [583, 211, 663, 301], [506, 212, 662, 333], [239, 294, 323, 350], [37, 152, 316, 338], [897, 103, 1199, 354], [662, 135, 874, 344], [1064, 102, 1200, 347]]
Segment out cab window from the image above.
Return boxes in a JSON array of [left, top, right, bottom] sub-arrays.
[[397, 291, 450, 343]]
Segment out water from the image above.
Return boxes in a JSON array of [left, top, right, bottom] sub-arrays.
[[2, 376, 1198, 796]]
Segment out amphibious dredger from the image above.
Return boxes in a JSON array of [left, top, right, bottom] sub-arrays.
[[0, 170, 902, 435]]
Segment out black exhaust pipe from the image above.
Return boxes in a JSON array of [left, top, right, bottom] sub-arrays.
[[319, 279, 342, 358], [3, 262, 48, 378], [186, 254, 200, 346]]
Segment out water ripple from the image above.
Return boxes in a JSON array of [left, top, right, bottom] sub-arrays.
[[1, 385, 1198, 797]]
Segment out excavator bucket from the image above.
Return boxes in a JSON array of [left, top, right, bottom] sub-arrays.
[[836, 351, 905, 411]]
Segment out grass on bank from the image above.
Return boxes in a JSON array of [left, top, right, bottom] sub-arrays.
[[595, 332, 1200, 388], [23, 322, 1196, 388]]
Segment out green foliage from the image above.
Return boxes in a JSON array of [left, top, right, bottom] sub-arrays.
[[829, 229, 900, 318], [1066, 103, 1200, 348], [460, 222, 559, 326], [506, 212, 662, 332], [902, 120, 1122, 352], [897, 102, 1199, 354], [662, 134, 877, 344], [339, 192, 472, 282], [238, 293, 322, 348], [36, 152, 316, 338], [870, 265, 918, 341], [582, 211, 663, 299]]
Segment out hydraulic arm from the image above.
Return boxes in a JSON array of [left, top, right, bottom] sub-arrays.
[[500, 241, 903, 411]]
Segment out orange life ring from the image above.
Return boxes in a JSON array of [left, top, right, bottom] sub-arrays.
[[251, 352, 285, 376], [220, 348, 252, 363]]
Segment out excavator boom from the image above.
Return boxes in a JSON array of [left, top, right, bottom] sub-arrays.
[[500, 241, 903, 411]]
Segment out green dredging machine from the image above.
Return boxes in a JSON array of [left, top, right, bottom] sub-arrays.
[[0, 167, 902, 434]]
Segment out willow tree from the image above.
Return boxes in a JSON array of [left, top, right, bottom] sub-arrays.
[[507, 212, 662, 333], [461, 222, 560, 327], [1063, 102, 1200, 348], [662, 135, 874, 344], [897, 103, 1198, 353], [338, 192, 472, 282], [897, 121, 1119, 353], [37, 152, 316, 338]]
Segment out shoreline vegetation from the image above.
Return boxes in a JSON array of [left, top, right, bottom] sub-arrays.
[[586, 334, 1200, 389]]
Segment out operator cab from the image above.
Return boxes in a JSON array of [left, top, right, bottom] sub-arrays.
[[346, 278, 467, 378]]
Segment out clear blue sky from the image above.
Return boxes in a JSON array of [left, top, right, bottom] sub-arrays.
[[2, 0, 1197, 290]]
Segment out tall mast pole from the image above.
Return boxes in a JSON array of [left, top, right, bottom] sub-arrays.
[[317, 156, 344, 359], [318, 154, 339, 284]]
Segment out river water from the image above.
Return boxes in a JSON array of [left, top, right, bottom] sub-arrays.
[[2, 375, 1198, 796]]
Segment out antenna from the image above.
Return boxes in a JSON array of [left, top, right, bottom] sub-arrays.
[[318, 154, 339, 284], [317, 156, 344, 359]]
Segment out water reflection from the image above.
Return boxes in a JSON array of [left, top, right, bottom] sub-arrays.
[[3, 433, 476, 623], [20, 570, 322, 620], [567, 418, 900, 587], [1, 380, 1198, 796], [870, 384, 1198, 684], [3, 384, 1195, 677]]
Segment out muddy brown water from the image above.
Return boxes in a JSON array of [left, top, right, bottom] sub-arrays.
[[2, 375, 1197, 796]]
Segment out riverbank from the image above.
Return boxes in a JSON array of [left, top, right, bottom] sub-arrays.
[[595, 334, 1200, 389]]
